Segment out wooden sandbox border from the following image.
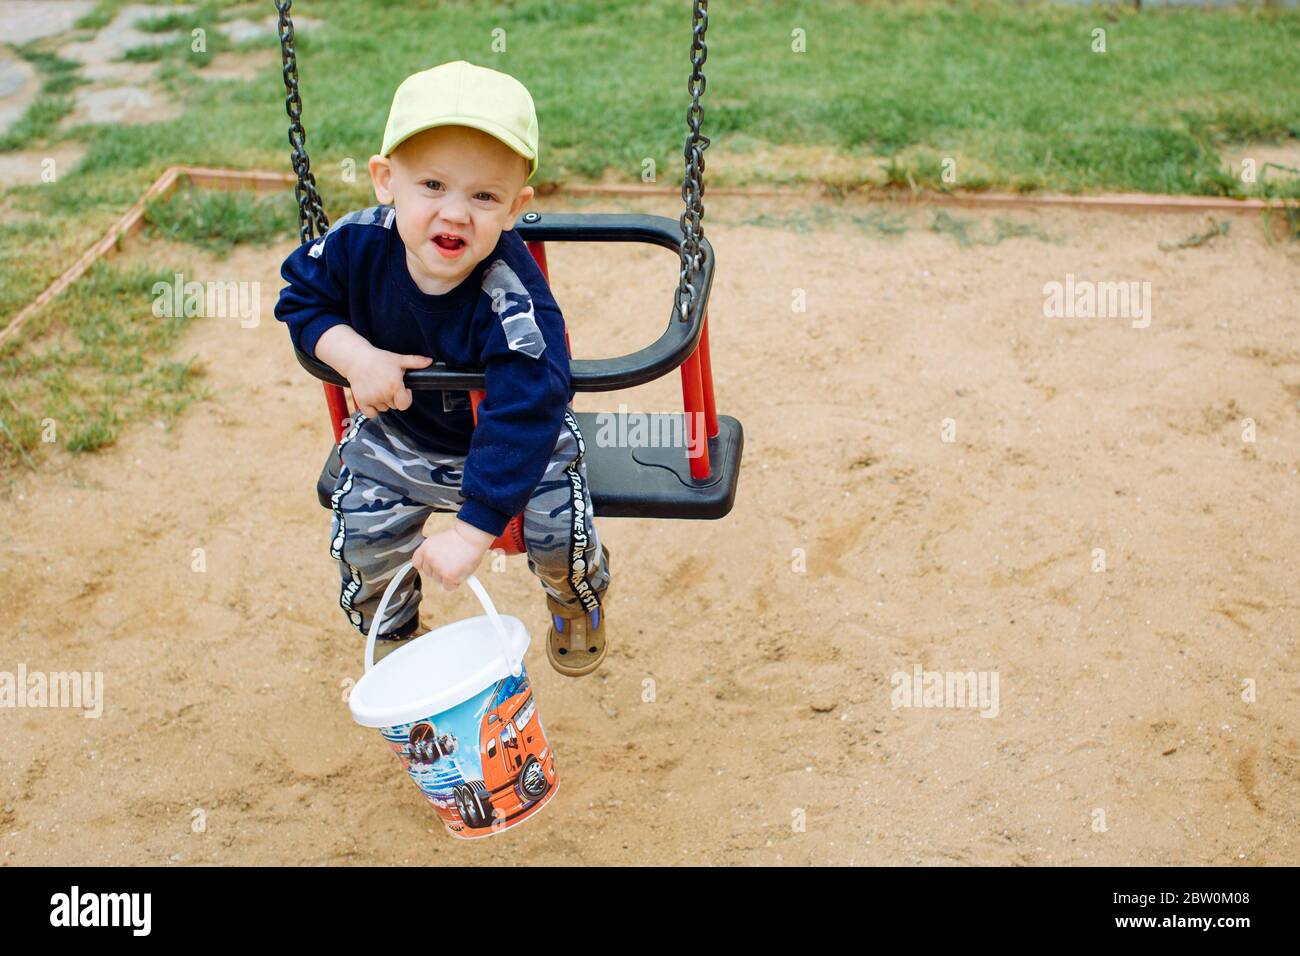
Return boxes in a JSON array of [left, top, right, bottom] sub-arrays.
[[1, 165, 1292, 349]]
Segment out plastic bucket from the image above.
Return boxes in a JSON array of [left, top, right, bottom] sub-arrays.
[[348, 561, 559, 838]]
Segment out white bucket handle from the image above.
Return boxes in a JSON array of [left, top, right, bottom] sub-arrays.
[[364, 561, 521, 677]]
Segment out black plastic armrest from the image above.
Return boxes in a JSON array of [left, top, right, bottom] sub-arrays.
[[291, 212, 713, 394]]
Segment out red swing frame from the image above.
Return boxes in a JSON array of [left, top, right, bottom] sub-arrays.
[[319, 239, 721, 555]]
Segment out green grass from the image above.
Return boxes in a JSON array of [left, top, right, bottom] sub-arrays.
[[732, 202, 915, 238], [849, 207, 911, 237], [1262, 205, 1300, 244], [123, 2, 232, 69], [2, 173, 154, 324], [143, 187, 298, 254], [74, 1, 122, 32], [1158, 217, 1231, 251], [136, 9, 216, 33], [0, 98, 75, 153], [739, 205, 840, 234], [928, 210, 1052, 246], [0, 46, 86, 151], [41, 1, 1300, 194], [0, 259, 209, 468], [1, 0, 1297, 470]]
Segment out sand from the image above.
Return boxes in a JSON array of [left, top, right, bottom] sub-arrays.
[[2, 193, 1297, 865]]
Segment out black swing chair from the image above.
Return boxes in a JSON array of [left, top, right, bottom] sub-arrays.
[[274, 0, 742, 554]]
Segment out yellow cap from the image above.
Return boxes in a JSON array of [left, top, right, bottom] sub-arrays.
[[380, 60, 539, 182]]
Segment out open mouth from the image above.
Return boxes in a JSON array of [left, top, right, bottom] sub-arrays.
[[432, 234, 466, 251]]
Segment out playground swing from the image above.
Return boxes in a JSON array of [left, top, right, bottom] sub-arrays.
[[274, 0, 743, 556]]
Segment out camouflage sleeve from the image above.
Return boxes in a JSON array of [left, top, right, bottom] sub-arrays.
[[457, 259, 572, 537]]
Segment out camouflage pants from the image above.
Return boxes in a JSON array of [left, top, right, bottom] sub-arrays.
[[328, 407, 610, 641]]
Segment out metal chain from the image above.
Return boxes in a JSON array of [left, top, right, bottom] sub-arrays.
[[676, 0, 710, 323], [275, 0, 330, 245]]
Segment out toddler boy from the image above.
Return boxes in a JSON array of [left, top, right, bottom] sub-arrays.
[[274, 60, 610, 676]]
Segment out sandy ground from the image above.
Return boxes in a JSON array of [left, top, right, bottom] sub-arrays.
[[2, 192, 1298, 865]]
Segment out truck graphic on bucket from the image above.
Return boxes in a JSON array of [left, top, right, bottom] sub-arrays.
[[451, 689, 556, 830], [405, 722, 457, 768]]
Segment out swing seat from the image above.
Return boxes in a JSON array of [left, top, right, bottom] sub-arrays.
[[314, 411, 743, 518], [301, 212, 743, 522]]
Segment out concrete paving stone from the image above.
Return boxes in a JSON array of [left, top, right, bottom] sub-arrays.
[[0, 0, 95, 44], [0, 51, 38, 137], [64, 84, 179, 125], [0, 142, 86, 187]]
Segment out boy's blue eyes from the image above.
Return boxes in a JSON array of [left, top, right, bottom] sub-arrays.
[[421, 181, 497, 202]]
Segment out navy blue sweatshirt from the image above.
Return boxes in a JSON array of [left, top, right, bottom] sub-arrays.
[[274, 205, 572, 537]]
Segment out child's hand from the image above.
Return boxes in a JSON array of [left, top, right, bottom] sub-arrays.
[[347, 346, 434, 418], [412, 520, 496, 591]]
